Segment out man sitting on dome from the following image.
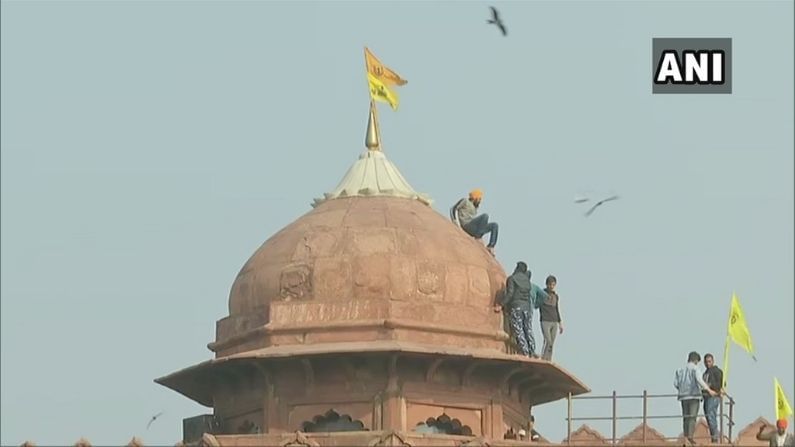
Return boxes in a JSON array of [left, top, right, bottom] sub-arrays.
[[449, 188, 499, 255]]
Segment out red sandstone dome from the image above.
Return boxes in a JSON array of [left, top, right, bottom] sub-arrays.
[[228, 197, 505, 314], [156, 108, 589, 445], [210, 149, 508, 358]]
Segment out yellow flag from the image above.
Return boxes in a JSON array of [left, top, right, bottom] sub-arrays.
[[727, 293, 755, 359], [365, 47, 408, 86], [368, 72, 399, 111], [775, 377, 793, 421]]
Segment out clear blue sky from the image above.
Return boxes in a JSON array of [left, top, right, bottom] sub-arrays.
[[1, 0, 792, 445]]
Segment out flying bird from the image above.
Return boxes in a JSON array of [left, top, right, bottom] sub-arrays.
[[487, 6, 507, 36], [147, 412, 164, 430], [574, 196, 590, 204], [584, 195, 619, 217]]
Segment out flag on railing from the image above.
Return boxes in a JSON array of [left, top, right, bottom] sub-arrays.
[[775, 377, 793, 421], [722, 293, 756, 388]]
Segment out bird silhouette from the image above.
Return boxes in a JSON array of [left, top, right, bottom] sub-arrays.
[[584, 195, 619, 217], [146, 412, 164, 430], [574, 196, 590, 204], [487, 6, 507, 36]]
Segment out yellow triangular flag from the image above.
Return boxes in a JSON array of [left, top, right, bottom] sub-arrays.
[[727, 293, 756, 359], [367, 72, 399, 111], [365, 47, 408, 86], [775, 377, 793, 421]]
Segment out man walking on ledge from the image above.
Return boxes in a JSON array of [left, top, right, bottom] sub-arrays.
[[540, 275, 564, 361], [450, 188, 499, 255]]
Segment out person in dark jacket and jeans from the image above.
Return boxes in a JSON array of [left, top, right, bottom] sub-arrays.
[[539, 275, 564, 361], [495, 262, 547, 358], [702, 353, 724, 443]]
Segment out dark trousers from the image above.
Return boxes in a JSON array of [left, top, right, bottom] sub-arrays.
[[681, 399, 700, 440], [462, 213, 499, 248], [703, 395, 720, 442]]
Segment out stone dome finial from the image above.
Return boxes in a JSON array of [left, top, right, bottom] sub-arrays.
[[365, 100, 381, 151], [127, 436, 144, 446], [312, 99, 432, 207], [73, 438, 92, 447]]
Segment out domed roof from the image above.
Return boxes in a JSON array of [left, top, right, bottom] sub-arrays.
[[209, 105, 508, 357], [212, 194, 507, 357], [229, 195, 504, 313]]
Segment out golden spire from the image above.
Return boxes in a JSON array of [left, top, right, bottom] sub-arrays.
[[365, 100, 381, 151]]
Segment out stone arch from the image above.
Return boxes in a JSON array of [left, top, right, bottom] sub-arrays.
[[413, 413, 473, 436], [300, 409, 367, 432]]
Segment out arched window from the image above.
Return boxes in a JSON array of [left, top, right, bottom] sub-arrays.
[[413, 413, 473, 436], [301, 409, 367, 432]]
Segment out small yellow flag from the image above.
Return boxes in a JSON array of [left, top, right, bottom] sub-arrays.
[[365, 47, 408, 86], [775, 377, 793, 421], [367, 72, 399, 111], [727, 293, 755, 358]]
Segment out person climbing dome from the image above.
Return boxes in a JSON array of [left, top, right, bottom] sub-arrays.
[[450, 188, 499, 255]]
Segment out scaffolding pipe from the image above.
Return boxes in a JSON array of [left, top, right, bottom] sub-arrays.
[[567, 392, 572, 446], [612, 390, 617, 445], [642, 390, 648, 444]]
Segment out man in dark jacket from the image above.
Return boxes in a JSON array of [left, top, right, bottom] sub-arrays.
[[495, 262, 547, 358], [702, 353, 724, 443]]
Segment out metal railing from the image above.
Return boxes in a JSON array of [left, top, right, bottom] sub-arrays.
[[565, 391, 736, 445]]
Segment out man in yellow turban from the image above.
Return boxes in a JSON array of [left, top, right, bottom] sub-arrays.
[[449, 188, 499, 255]]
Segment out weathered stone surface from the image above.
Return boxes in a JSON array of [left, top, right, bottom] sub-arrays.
[[221, 196, 506, 352]]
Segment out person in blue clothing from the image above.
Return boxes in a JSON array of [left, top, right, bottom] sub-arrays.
[[495, 262, 548, 358], [674, 351, 718, 445]]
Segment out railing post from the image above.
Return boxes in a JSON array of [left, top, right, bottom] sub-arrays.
[[567, 392, 572, 446], [611, 390, 617, 445], [642, 390, 648, 444], [719, 394, 725, 443], [728, 397, 735, 442]]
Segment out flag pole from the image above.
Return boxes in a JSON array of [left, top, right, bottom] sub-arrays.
[[722, 332, 730, 389], [722, 292, 732, 389], [365, 47, 382, 151], [372, 99, 382, 150]]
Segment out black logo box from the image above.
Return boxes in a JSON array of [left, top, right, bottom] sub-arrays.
[[652, 38, 732, 94]]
